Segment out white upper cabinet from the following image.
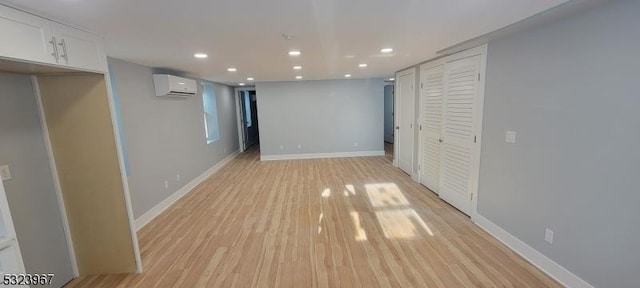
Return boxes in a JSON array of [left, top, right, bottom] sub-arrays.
[[0, 5, 57, 65], [51, 22, 106, 72], [0, 4, 106, 73]]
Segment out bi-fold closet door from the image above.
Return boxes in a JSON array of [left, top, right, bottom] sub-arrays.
[[418, 47, 485, 216]]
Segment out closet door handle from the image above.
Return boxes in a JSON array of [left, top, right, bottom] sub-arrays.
[[58, 39, 68, 63], [49, 37, 59, 62]]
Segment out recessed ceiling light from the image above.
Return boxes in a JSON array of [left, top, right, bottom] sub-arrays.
[[359, 64, 368, 68], [239, 83, 245, 86], [345, 74, 352, 78], [293, 65, 302, 70], [380, 48, 393, 53], [194, 53, 208, 59], [247, 77, 254, 81], [296, 76, 303, 79], [389, 77, 395, 81], [288, 50, 301, 56], [227, 67, 237, 72]]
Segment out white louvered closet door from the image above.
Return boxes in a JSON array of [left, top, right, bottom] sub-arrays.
[[439, 55, 481, 215], [419, 64, 444, 193]]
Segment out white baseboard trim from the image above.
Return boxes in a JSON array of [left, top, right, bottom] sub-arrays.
[[134, 150, 240, 231], [473, 214, 593, 288], [260, 150, 385, 161]]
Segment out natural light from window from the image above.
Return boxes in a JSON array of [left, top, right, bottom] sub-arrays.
[[202, 82, 220, 144], [319, 182, 436, 241], [375, 209, 434, 239], [365, 183, 410, 208]]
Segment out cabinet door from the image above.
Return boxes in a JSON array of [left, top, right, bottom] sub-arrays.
[[0, 5, 57, 65], [52, 23, 106, 72]]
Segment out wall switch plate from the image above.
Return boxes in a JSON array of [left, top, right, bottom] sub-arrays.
[[545, 228, 554, 244], [354, 142, 359, 147], [505, 131, 517, 143], [0, 164, 11, 181], [164, 180, 169, 189], [297, 144, 302, 149], [176, 174, 181, 181], [280, 145, 284, 150]]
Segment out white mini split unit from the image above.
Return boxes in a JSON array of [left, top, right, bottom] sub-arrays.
[[153, 74, 197, 97]]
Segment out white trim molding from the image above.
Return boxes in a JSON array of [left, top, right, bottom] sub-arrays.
[[261, 150, 385, 161], [474, 214, 593, 288], [135, 150, 240, 231]]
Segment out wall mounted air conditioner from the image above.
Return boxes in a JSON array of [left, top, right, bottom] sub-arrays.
[[153, 74, 197, 97]]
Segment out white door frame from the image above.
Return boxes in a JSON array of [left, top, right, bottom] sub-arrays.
[[234, 87, 256, 152], [443, 45, 488, 220], [394, 67, 416, 176], [32, 70, 146, 275], [102, 71, 143, 273], [413, 45, 487, 220]]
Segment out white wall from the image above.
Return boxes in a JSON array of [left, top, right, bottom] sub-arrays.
[[107, 58, 239, 219], [256, 79, 385, 159], [479, 0, 640, 287]]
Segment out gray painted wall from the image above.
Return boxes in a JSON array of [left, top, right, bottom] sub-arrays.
[[479, 1, 640, 287], [256, 79, 384, 156], [108, 58, 239, 219], [0, 73, 73, 287]]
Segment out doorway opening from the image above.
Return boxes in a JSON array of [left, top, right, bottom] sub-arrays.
[[235, 88, 260, 152], [384, 83, 394, 160]]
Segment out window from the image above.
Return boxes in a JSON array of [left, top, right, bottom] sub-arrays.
[[202, 82, 220, 143], [244, 91, 252, 128]]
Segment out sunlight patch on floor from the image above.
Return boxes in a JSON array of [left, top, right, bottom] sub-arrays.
[[344, 184, 356, 196], [365, 183, 409, 207], [375, 209, 435, 239], [350, 211, 368, 241], [364, 182, 436, 240]]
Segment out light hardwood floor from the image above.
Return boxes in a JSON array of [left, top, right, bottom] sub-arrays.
[[66, 148, 560, 287]]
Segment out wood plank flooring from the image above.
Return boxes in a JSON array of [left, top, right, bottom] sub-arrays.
[[65, 148, 560, 287]]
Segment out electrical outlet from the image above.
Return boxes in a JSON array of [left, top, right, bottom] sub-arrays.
[[505, 131, 517, 143], [297, 144, 302, 149], [280, 145, 284, 150], [545, 228, 554, 244], [354, 142, 359, 147], [164, 180, 169, 189], [0, 164, 11, 181], [176, 174, 180, 181]]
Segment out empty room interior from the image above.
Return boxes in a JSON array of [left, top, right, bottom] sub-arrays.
[[0, 0, 638, 287]]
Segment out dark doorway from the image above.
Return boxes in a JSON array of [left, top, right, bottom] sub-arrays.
[[240, 90, 260, 150]]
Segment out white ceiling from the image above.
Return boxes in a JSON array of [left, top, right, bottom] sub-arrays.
[[4, 0, 568, 84]]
